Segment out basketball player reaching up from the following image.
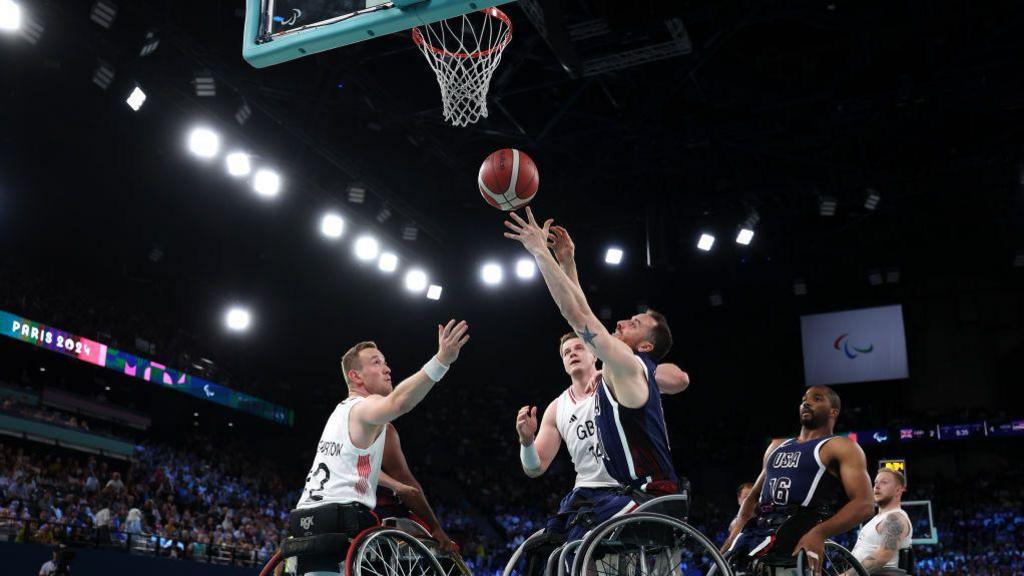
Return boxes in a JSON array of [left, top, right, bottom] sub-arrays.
[[722, 386, 873, 575], [288, 321, 468, 573], [505, 208, 681, 511], [848, 468, 912, 574]]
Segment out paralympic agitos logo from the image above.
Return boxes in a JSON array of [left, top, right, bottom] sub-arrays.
[[833, 333, 874, 359]]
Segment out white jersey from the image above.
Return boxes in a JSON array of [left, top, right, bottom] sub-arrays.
[[851, 508, 913, 570], [555, 387, 618, 489], [296, 396, 386, 510]]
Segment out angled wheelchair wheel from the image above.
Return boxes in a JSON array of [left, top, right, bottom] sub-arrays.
[[555, 540, 582, 576], [796, 541, 869, 576], [570, 512, 733, 576], [705, 548, 735, 576], [503, 529, 561, 576], [349, 528, 447, 576]]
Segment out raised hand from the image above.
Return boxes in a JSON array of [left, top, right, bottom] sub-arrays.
[[548, 225, 575, 265], [504, 207, 554, 256], [436, 319, 470, 365], [516, 405, 539, 446]]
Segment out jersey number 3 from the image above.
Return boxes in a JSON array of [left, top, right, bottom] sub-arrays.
[[767, 477, 792, 505]]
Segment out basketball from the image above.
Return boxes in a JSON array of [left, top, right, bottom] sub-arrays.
[[478, 148, 540, 211]]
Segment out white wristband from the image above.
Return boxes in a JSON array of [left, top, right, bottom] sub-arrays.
[[423, 355, 450, 382], [520, 443, 541, 471]]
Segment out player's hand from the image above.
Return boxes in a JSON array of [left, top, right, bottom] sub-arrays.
[[431, 527, 457, 554], [516, 405, 539, 446], [504, 207, 554, 257], [436, 319, 470, 365], [548, 225, 575, 264], [793, 528, 826, 576]]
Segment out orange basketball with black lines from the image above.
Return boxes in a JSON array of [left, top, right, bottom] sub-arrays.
[[478, 148, 539, 211]]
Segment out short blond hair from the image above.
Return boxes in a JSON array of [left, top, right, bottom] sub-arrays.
[[340, 341, 378, 385]]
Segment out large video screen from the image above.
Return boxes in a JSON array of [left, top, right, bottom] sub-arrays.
[[1, 310, 293, 426], [800, 304, 910, 386]]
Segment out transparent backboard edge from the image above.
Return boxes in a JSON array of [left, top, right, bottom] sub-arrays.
[[903, 500, 939, 545], [243, 0, 515, 68]]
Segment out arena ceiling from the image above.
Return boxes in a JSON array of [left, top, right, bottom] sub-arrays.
[[2, 0, 1024, 415]]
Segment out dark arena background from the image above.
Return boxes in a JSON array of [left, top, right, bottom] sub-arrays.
[[1, 1, 1023, 575]]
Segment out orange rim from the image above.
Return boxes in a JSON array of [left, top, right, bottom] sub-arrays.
[[412, 8, 512, 59]]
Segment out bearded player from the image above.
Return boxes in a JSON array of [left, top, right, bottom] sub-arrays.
[[848, 468, 912, 574], [288, 320, 468, 575], [722, 386, 873, 575], [506, 209, 682, 525]]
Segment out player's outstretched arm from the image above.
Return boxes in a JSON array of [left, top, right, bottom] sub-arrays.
[[516, 398, 561, 477], [354, 320, 469, 426], [505, 209, 644, 406], [722, 438, 783, 553], [380, 424, 454, 552], [655, 363, 690, 394], [791, 437, 874, 570]]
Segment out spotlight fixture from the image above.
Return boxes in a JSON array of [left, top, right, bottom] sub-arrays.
[[90, 0, 117, 29], [193, 68, 216, 97], [319, 213, 345, 239], [885, 267, 900, 284], [125, 85, 146, 111], [354, 236, 380, 261], [868, 269, 884, 286], [235, 102, 252, 126], [864, 189, 881, 211], [735, 228, 754, 246], [697, 233, 715, 252], [515, 258, 536, 279], [604, 248, 624, 265], [376, 205, 392, 223], [378, 252, 398, 273], [92, 59, 115, 90], [404, 269, 428, 293], [252, 169, 281, 197], [0, 0, 20, 32], [426, 285, 443, 301], [1014, 251, 1024, 268], [793, 279, 807, 296], [401, 224, 418, 242], [481, 262, 503, 286], [19, 13, 43, 44], [224, 307, 251, 332], [709, 291, 724, 307], [139, 29, 159, 56], [347, 184, 366, 204], [225, 152, 252, 177], [187, 127, 220, 159], [819, 196, 837, 216]]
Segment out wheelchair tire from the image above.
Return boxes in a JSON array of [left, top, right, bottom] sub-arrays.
[[348, 528, 446, 576], [796, 540, 869, 576]]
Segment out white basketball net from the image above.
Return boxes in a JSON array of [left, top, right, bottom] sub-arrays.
[[413, 8, 512, 127]]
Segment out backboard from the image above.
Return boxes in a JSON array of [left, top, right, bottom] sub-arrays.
[[243, 0, 513, 68]]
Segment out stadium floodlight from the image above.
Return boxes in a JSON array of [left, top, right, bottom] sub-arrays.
[[18, 12, 42, 44], [1015, 251, 1024, 268], [864, 189, 881, 211], [405, 269, 428, 293], [401, 224, 418, 241], [736, 228, 754, 246], [193, 68, 216, 97], [252, 168, 281, 197], [235, 102, 252, 126], [125, 85, 146, 111], [0, 1, 22, 32], [515, 258, 536, 279], [378, 252, 398, 273], [605, 248, 624, 265], [868, 269, 884, 286], [225, 152, 252, 177], [354, 236, 380, 261], [188, 127, 220, 159], [319, 213, 345, 239], [139, 29, 159, 57], [697, 233, 715, 252], [376, 205, 392, 223], [709, 291, 724, 307], [819, 196, 837, 216], [886, 267, 901, 284], [426, 285, 443, 300], [92, 59, 115, 90], [347, 184, 366, 204], [89, 1, 116, 29], [481, 262, 503, 286], [793, 279, 808, 296], [224, 306, 251, 332]]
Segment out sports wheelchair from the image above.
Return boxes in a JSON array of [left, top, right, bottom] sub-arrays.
[[259, 504, 470, 576], [503, 485, 733, 576]]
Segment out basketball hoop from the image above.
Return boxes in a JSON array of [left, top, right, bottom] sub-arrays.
[[412, 8, 512, 127]]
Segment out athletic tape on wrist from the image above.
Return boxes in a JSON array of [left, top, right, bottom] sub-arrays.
[[520, 443, 541, 471], [423, 355, 450, 382]]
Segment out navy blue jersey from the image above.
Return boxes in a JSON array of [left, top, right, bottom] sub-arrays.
[[759, 436, 845, 512], [594, 353, 678, 494]]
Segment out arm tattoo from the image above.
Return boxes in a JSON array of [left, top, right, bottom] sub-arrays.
[[578, 325, 598, 348], [882, 514, 905, 550]]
